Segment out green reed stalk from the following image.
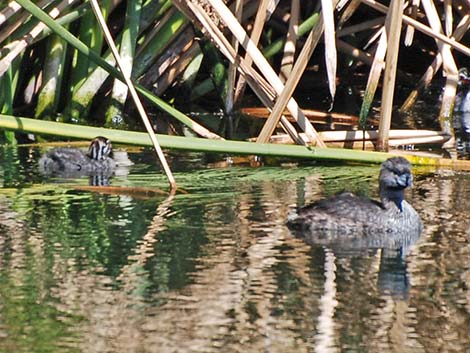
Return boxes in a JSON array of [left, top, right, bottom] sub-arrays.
[[35, 34, 67, 119], [39, 3, 89, 40], [0, 61, 20, 144], [66, 0, 170, 121], [69, 0, 111, 106], [0, 113, 454, 168], [132, 9, 187, 78], [181, 51, 204, 89], [263, 11, 320, 59], [14, 0, 220, 138], [187, 10, 321, 102], [105, 0, 142, 127]]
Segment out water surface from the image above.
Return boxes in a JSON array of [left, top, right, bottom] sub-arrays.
[[0, 146, 469, 352]]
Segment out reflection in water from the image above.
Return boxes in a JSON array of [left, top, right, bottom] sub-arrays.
[[377, 249, 410, 298], [1, 152, 470, 352], [315, 248, 338, 353]]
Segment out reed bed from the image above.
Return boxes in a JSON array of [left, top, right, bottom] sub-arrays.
[[1, 0, 470, 168]]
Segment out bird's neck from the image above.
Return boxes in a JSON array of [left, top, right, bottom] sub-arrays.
[[380, 185, 405, 211]]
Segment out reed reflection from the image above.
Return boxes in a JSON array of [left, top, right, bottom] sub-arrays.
[[1, 156, 470, 352]]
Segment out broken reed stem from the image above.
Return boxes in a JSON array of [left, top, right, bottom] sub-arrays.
[[205, 0, 326, 147], [0, 1, 22, 27], [377, 0, 404, 151], [444, 0, 452, 37], [89, 0, 176, 190], [233, 0, 271, 106], [321, 0, 337, 101], [0, 0, 51, 44], [185, 0, 314, 145], [0, 0, 73, 77], [359, 28, 387, 128], [338, 0, 361, 27], [400, 13, 470, 112], [336, 39, 373, 65], [191, 2, 306, 145], [337, 17, 385, 37], [257, 6, 329, 144], [421, 0, 458, 140], [360, 0, 470, 56], [279, 0, 299, 80], [225, 0, 243, 115]]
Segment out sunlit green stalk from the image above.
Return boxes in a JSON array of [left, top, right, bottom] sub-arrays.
[[141, 0, 172, 27], [65, 0, 175, 121], [69, 0, 111, 104], [105, 0, 142, 127], [181, 51, 204, 91], [0, 60, 20, 144], [39, 2, 89, 40], [0, 114, 452, 167], [35, 34, 67, 119], [263, 11, 320, 59], [133, 9, 187, 78], [13, 0, 220, 138]]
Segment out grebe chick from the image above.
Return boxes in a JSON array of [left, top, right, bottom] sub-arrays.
[[287, 157, 422, 239], [39, 136, 116, 177]]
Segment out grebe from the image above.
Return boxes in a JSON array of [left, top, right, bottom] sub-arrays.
[[39, 136, 116, 177], [287, 157, 422, 241]]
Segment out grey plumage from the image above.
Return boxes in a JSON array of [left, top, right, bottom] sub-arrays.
[[39, 136, 116, 177], [287, 157, 422, 249]]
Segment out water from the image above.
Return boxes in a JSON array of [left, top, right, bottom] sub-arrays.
[[0, 146, 470, 352]]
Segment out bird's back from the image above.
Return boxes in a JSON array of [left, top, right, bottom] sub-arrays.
[[39, 147, 115, 175], [39, 148, 87, 174], [287, 192, 421, 238]]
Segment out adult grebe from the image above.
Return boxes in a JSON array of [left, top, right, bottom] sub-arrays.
[[287, 157, 422, 241]]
